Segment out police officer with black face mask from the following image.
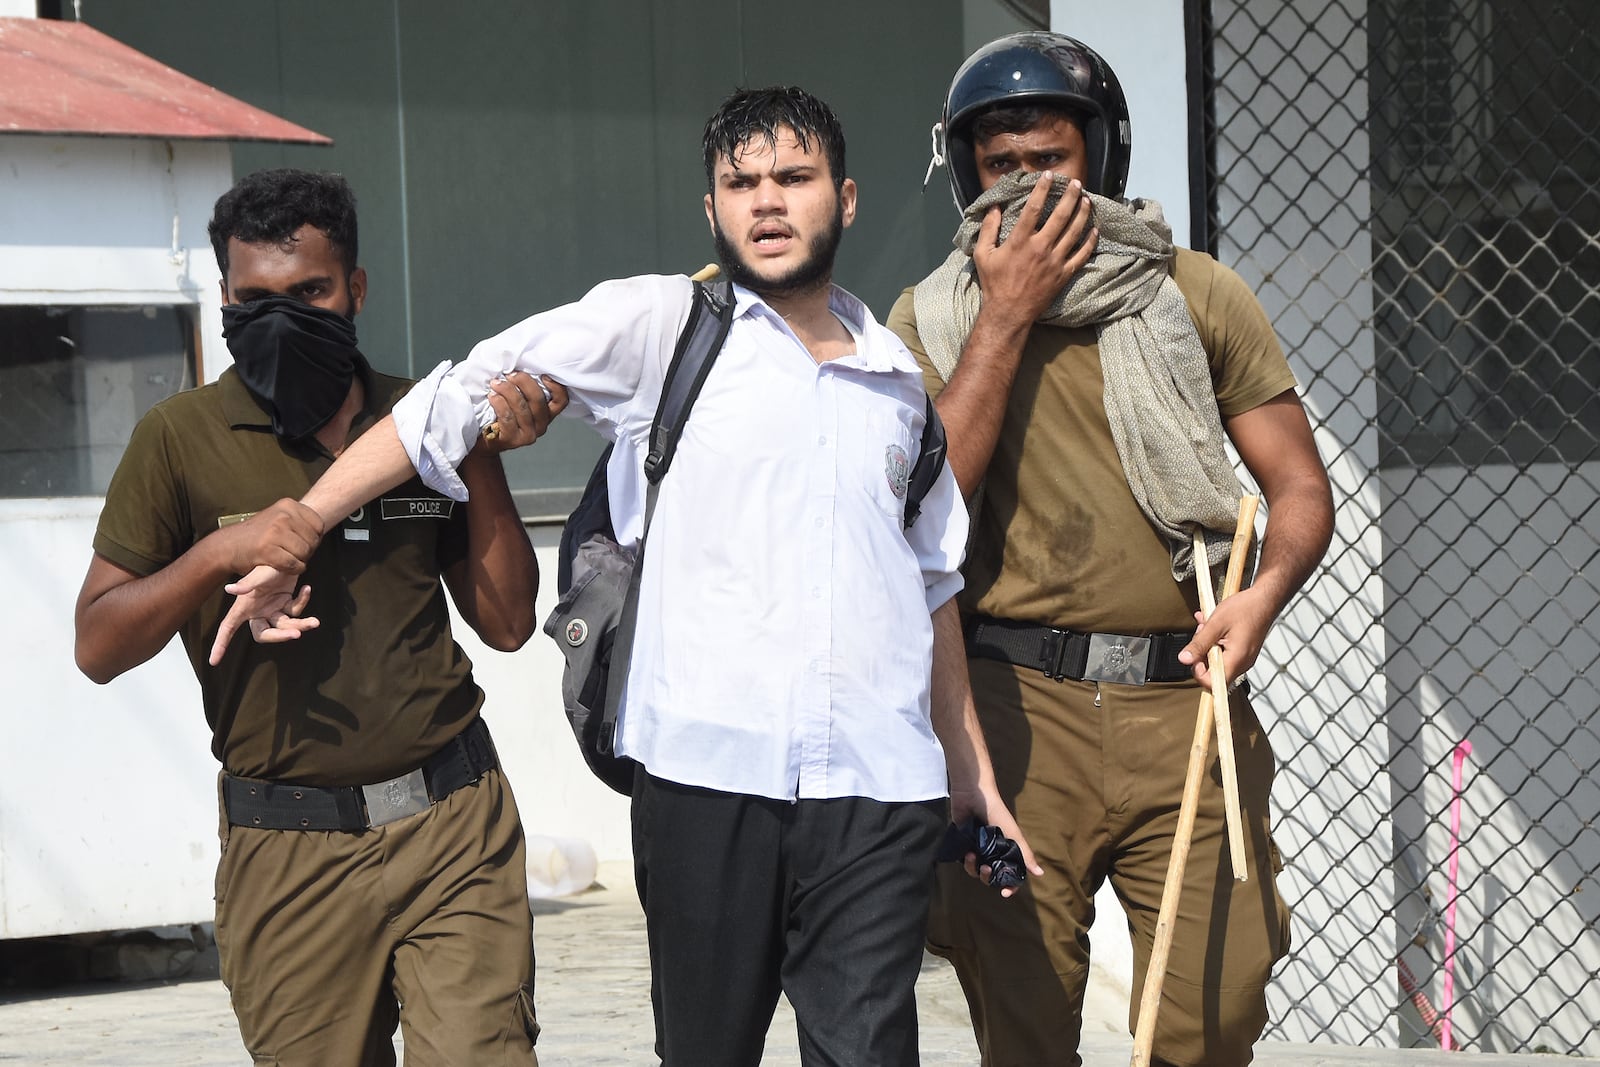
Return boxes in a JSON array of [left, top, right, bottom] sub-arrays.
[[75, 168, 563, 1066]]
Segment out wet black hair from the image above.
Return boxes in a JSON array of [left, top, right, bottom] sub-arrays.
[[208, 168, 359, 278], [702, 86, 847, 191]]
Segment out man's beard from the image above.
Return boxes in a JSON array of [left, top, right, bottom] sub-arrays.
[[713, 201, 844, 299]]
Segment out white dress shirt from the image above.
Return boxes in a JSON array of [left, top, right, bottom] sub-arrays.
[[393, 274, 967, 801]]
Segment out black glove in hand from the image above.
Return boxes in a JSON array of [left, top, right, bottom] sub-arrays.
[[936, 816, 1027, 891]]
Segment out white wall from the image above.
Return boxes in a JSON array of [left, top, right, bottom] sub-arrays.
[[1, 498, 215, 937], [0, 137, 231, 937], [1, 509, 620, 940], [1052, 0, 1192, 245]]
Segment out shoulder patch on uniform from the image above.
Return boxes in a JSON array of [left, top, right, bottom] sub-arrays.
[[885, 443, 910, 499]]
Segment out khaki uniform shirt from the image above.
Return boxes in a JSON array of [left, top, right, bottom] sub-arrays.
[[93, 366, 483, 785], [887, 247, 1298, 635]]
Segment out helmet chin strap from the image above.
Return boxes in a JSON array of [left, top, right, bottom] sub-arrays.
[[922, 121, 947, 191]]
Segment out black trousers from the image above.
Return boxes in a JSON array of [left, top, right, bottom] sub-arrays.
[[631, 771, 946, 1067]]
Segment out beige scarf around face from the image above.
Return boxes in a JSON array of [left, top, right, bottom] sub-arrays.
[[913, 170, 1246, 582]]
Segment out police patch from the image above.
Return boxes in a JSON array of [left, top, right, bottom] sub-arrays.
[[380, 497, 455, 520], [885, 443, 910, 499]]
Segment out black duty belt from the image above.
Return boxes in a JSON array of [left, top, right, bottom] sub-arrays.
[[965, 614, 1194, 685], [223, 717, 497, 831]]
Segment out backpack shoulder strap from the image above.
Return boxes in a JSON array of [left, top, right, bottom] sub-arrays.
[[903, 394, 947, 528], [599, 276, 733, 754], [645, 276, 735, 484]]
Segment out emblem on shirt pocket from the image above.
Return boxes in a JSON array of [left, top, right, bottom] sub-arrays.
[[885, 443, 910, 499], [380, 498, 456, 520]]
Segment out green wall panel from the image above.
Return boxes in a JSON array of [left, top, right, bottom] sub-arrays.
[[80, 0, 965, 511]]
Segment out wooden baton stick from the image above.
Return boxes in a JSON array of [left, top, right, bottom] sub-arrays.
[[1194, 521, 1249, 883], [483, 263, 724, 441], [1129, 494, 1259, 1067]]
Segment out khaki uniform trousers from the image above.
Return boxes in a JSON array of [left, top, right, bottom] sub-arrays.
[[928, 658, 1292, 1067], [214, 767, 539, 1066]]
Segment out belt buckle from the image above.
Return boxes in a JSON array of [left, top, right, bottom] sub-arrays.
[[362, 768, 431, 828], [1083, 633, 1150, 686]]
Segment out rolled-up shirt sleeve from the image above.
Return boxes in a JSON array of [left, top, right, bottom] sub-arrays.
[[911, 458, 968, 613], [393, 360, 478, 500], [392, 273, 692, 500]]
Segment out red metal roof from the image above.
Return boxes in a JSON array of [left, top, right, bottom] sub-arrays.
[[0, 17, 330, 144]]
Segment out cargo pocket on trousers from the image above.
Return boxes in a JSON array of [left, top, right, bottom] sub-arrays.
[[515, 982, 540, 1047], [213, 858, 229, 912], [924, 866, 975, 963], [1268, 835, 1294, 960], [213, 772, 232, 908]]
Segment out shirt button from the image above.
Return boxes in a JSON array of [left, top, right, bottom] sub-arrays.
[[817, 435, 828, 446], [814, 517, 824, 528], [811, 586, 822, 598]]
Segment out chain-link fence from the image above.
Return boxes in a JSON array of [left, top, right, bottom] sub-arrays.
[[1204, 0, 1599, 1054]]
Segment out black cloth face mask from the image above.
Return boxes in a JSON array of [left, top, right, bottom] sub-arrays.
[[222, 296, 364, 441]]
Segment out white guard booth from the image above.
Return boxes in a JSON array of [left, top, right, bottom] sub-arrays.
[[0, 17, 329, 939]]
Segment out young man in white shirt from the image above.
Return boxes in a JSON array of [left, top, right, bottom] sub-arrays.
[[214, 86, 1037, 1067]]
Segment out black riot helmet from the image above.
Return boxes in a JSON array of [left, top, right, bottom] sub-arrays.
[[938, 31, 1132, 208]]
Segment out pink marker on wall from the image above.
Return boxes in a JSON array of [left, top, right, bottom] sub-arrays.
[[1442, 738, 1473, 1051]]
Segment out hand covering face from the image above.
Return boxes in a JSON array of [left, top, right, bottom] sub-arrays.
[[912, 171, 1250, 583]]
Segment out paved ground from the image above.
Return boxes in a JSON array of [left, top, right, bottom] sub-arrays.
[[0, 862, 1590, 1065]]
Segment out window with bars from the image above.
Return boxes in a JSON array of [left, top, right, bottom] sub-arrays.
[[0, 305, 198, 498]]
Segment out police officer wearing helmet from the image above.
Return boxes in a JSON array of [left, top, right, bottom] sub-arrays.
[[887, 31, 1334, 1067], [938, 30, 1132, 211]]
